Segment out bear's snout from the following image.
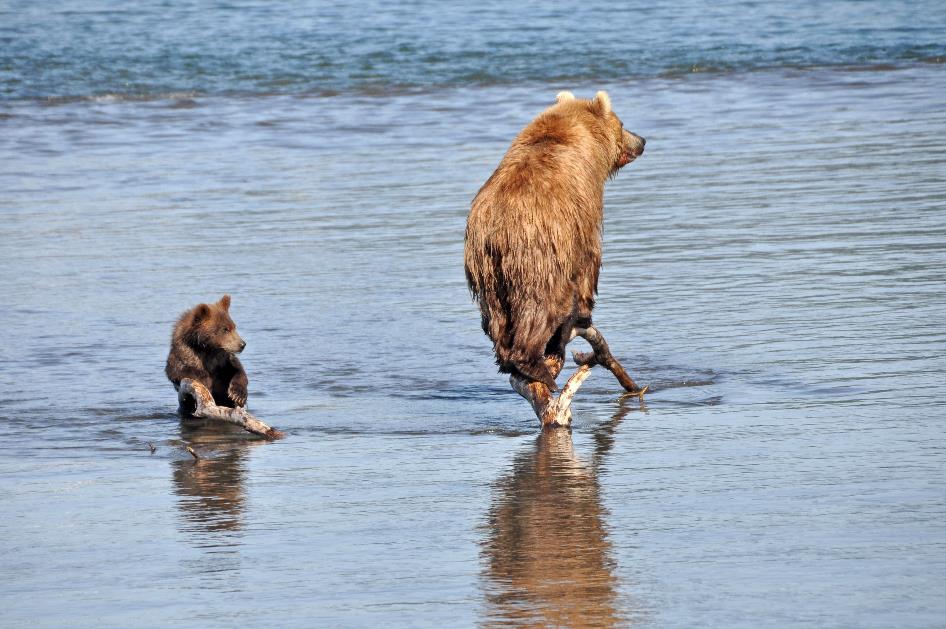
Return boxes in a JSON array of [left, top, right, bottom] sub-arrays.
[[616, 129, 646, 169], [238, 338, 246, 353]]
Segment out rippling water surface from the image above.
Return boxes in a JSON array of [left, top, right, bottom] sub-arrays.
[[2, 0, 945, 98], [2, 2, 946, 627]]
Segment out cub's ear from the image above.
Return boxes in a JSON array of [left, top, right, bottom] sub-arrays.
[[556, 91, 576, 104], [217, 294, 231, 311], [592, 90, 612, 115], [193, 303, 212, 321]]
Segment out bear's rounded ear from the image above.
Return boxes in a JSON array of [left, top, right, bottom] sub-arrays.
[[194, 303, 211, 321], [218, 294, 231, 311], [592, 90, 612, 115], [556, 91, 576, 104]]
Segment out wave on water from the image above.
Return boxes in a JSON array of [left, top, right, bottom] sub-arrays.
[[3, 55, 943, 108], [29, 91, 203, 106]]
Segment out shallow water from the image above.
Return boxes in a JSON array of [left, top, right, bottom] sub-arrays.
[[2, 8, 946, 627]]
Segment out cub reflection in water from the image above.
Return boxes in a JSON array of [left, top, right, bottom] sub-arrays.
[[482, 403, 641, 627], [171, 421, 266, 535]]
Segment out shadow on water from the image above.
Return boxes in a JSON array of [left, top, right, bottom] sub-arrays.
[[480, 399, 645, 627]]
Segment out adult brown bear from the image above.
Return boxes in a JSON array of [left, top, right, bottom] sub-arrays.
[[465, 90, 645, 403]]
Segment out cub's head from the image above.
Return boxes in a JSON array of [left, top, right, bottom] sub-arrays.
[[554, 90, 645, 175], [185, 294, 245, 354]]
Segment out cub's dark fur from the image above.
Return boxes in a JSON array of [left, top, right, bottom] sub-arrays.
[[165, 294, 248, 409]]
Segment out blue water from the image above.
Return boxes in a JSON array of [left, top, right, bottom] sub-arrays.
[[1, 0, 945, 100], [2, 2, 946, 628]]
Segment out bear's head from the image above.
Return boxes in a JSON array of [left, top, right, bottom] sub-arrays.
[[187, 294, 246, 354], [555, 90, 645, 176]]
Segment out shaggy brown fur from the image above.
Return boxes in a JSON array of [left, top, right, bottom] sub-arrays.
[[464, 91, 645, 389], [165, 294, 248, 408]]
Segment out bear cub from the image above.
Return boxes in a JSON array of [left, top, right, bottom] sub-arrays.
[[166, 294, 248, 409]]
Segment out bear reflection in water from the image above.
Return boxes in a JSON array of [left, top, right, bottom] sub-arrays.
[[481, 402, 643, 627], [171, 421, 265, 535]]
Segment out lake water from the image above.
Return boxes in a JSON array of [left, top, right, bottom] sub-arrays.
[[1, 1, 945, 627]]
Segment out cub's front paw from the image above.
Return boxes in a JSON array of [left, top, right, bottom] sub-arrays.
[[228, 381, 248, 407]]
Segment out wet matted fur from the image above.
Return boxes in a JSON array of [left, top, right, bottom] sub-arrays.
[[464, 91, 645, 389]]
